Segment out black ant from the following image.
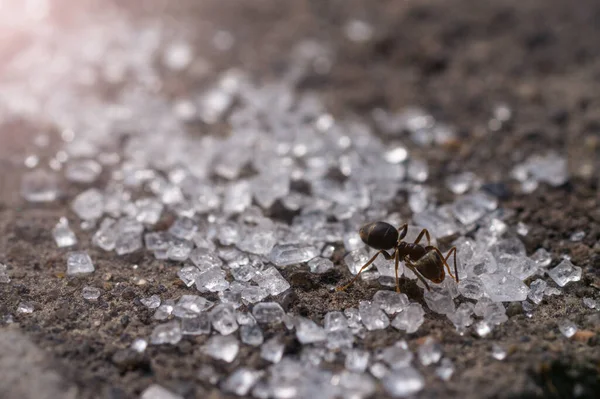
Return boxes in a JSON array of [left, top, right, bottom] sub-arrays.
[[336, 222, 459, 293]]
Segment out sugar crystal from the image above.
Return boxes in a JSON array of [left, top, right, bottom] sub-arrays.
[[141, 384, 183, 399], [359, 301, 389, 330], [53, 218, 77, 248], [150, 321, 182, 345], [240, 324, 264, 346], [547, 259, 582, 287], [295, 317, 327, 344], [391, 303, 425, 333], [222, 368, 263, 396], [252, 302, 285, 324], [436, 358, 455, 381], [210, 304, 238, 335], [261, 337, 285, 363], [558, 319, 577, 338], [480, 273, 528, 302], [345, 349, 370, 373], [82, 286, 101, 301], [72, 188, 104, 220], [203, 335, 239, 362], [21, 169, 60, 203], [181, 314, 211, 335], [382, 366, 424, 397], [372, 290, 409, 315], [67, 251, 94, 275], [418, 337, 442, 365], [269, 244, 318, 267]]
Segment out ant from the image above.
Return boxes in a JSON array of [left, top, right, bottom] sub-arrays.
[[336, 222, 459, 293]]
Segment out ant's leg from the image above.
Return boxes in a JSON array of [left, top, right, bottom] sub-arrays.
[[397, 224, 408, 241], [405, 258, 431, 291], [394, 249, 401, 293], [444, 247, 459, 282], [336, 250, 392, 292], [431, 247, 458, 282], [413, 228, 432, 247]]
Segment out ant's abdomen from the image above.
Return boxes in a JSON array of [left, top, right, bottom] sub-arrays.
[[359, 221, 398, 250]]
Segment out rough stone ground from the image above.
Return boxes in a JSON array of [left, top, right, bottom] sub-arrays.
[[1, 0, 600, 398]]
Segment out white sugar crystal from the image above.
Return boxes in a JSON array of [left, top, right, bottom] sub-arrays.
[[527, 279, 547, 304], [583, 297, 598, 309], [545, 286, 562, 296], [141, 384, 183, 399], [203, 335, 239, 363], [237, 312, 257, 326], [53, 218, 77, 247], [418, 337, 442, 366], [447, 302, 474, 332], [67, 251, 94, 275], [324, 311, 349, 332], [261, 337, 285, 363], [115, 231, 143, 255], [423, 286, 456, 314], [382, 366, 424, 397], [373, 290, 409, 315], [17, 301, 34, 314], [230, 262, 257, 282], [345, 349, 370, 373], [326, 328, 354, 350], [21, 169, 59, 203], [241, 286, 269, 304], [144, 232, 170, 252], [163, 41, 193, 70], [190, 248, 223, 270], [480, 273, 528, 302], [531, 248, 552, 268], [526, 152, 569, 187], [475, 320, 492, 337], [338, 370, 376, 399], [369, 362, 390, 379], [359, 301, 389, 330], [504, 256, 538, 280], [253, 172, 290, 209], [210, 304, 238, 335], [92, 218, 117, 251], [195, 267, 229, 292], [465, 252, 497, 277], [391, 303, 425, 333], [345, 19, 374, 42], [253, 302, 285, 324], [379, 341, 413, 369], [150, 321, 182, 345], [141, 295, 161, 309], [570, 231, 585, 242], [295, 317, 327, 344], [491, 344, 507, 360], [177, 266, 198, 287], [558, 319, 577, 338], [223, 180, 252, 214], [308, 257, 334, 274], [181, 314, 211, 335], [222, 368, 263, 396], [408, 159, 429, 182], [135, 198, 164, 225], [0, 264, 9, 284], [343, 231, 364, 252], [167, 240, 193, 261], [547, 259, 582, 287], [65, 159, 102, 183], [131, 338, 148, 353], [435, 358, 455, 381], [252, 266, 290, 296], [169, 217, 197, 240], [173, 295, 214, 318], [458, 276, 485, 300], [451, 195, 487, 225], [154, 301, 175, 320], [237, 226, 277, 255], [82, 286, 101, 301], [516, 222, 529, 236], [240, 324, 264, 346], [269, 244, 318, 267], [344, 248, 371, 275], [446, 172, 478, 194], [72, 188, 104, 220]]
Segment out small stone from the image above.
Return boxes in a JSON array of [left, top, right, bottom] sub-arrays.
[[307, 257, 334, 274], [435, 358, 455, 381], [527, 279, 547, 304], [150, 321, 182, 345], [359, 301, 389, 330], [458, 277, 485, 300], [140, 384, 183, 399], [252, 266, 290, 296], [240, 324, 264, 346], [67, 251, 94, 275], [480, 273, 529, 302], [203, 335, 239, 362], [72, 188, 104, 220], [17, 301, 34, 314], [252, 302, 285, 324], [345, 349, 370, 372], [210, 304, 238, 335], [391, 303, 425, 333], [418, 337, 442, 366], [372, 290, 409, 315], [558, 319, 577, 338], [21, 169, 59, 202], [261, 337, 285, 363], [222, 368, 263, 396], [295, 317, 327, 344], [547, 259, 582, 287], [269, 244, 318, 267], [82, 286, 100, 301], [382, 366, 424, 397], [131, 338, 148, 353], [141, 295, 161, 309], [531, 248, 552, 267], [52, 218, 77, 247], [491, 344, 507, 360]]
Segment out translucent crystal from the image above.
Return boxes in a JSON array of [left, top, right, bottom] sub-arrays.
[[230, 262, 257, 282], [480, 272, 528, 302], [140, 384, 183, 399], [295, 317, 327, 344], [173, 295, 214, 318], [526, 152, 569, 187], [210, 304, 238, 335], [326, 328, 354, 350], [407, 159, 429, 182], [67, 251, 94, 275], [417, 337, 442, 366], [223, 180, 252, 214], [522, 301, 535, 318], [252, 302, 285, 325], [372, 290, 409, 315], [324, 311, 349, 332], [21, 169, 59, 203], [527, 279, 547, 304], [458, 277, 485, 300], [195, 267, 229, 292], [154, 301, 175, 321], [436, 358, 455, 381], [345, 349, 370, 372], [547, 259, 582, 287], [17, 301, 34, 314], [53, 218, 77, 247], [0, 264, 9, 284], [150, 321, 182, 345], [369, 362, 390, 379], [176, 266, 198, 287], [558, 319, 577, 338], [344, 248, 371, 275], [516, 222, 529, 236], [72, 188, 104, 220], [144, 232, 170, 252], [252, 266, 290, 296], [240, 324, 264, 346], [190, 248, 223, 270], [391, 303, 425, 333], [451, 195, 488, 225], [446, 303, 474, 331], [167, 240, 194, 261], [358, 300, 389, 330], [475, 320, 492, 337], [269, 244, 318, 267], [136, 198, 164, 225], [382, 366, 424, 397], [131, 338, 148, 353], [115, 231, 143, 255], [82, 286, 101, 301], [92, 218, 117, 251], [378, 341, 413, 369], [491, 344, 507, 360], [169, 217, 197, 240], [261, 337, 285, 363], [253, 172, 290, 209], [343, 231, 365, 252], [412, 210, 458, 239], [583, 297, 599, 309], [464, 252, 497, 277], [222, 368, 263, 396], [423, 287, 455, 314], [241, 286, 269, 304], [203, 335, 239, 362], [503, 256, 538, 281], [65, 159, 102, 183], [531, 248, 552, 268], [237, 226, 277, 255], [181, 314, 211, 335], [544, 286, 562, 296], [163, 41, 193, 70], [217, 222, 240, 246], [141, 295, 161, 309], [446, 172, 478, 195], [308, 257, 334, 274]]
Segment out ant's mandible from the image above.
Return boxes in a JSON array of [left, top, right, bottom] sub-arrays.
[[336, 222, 459, 293]]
